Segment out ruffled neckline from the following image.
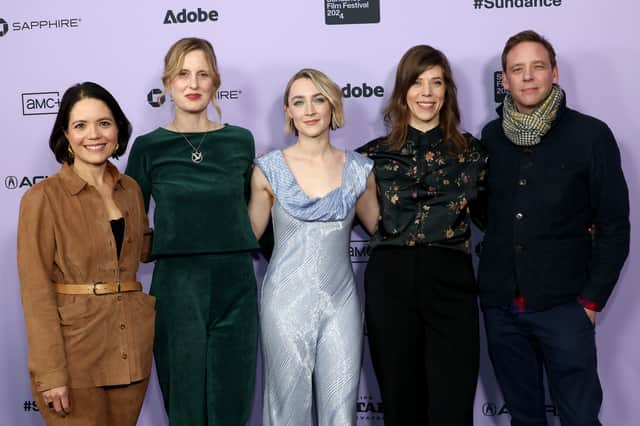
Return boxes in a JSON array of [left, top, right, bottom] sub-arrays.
[[277, 149, 350, 201]]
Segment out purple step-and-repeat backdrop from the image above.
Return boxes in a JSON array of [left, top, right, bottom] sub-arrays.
[[2, 1, 639, 425]]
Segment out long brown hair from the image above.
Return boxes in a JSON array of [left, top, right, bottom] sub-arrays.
[[384, 45, 467, 153]]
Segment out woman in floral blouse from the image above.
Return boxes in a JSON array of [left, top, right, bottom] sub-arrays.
[[357, 45, 487, 426]]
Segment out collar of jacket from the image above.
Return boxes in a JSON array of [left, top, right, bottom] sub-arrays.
[[59, 161, 125, 196]]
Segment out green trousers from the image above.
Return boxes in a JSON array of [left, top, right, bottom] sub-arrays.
[[151, 252, 258, 426]]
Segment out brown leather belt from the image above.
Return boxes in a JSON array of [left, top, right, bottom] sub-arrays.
[[55, 281, 143, 295]]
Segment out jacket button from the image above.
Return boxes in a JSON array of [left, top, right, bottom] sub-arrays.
[[518, 178, 527, 186], [515, 244, 525, 252], [121, 353, 128, 360], [116, 295, 122, 301], [120, 323, 126, 330], [515, 212, 524, 220]]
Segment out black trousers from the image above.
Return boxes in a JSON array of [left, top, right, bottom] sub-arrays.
[[364, 245, 479, 426]]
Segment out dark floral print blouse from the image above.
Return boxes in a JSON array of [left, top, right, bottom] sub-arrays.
[[357, 126, 487, 253]]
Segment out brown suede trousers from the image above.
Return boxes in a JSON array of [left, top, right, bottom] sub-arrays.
[[33, 378, 149, 426]]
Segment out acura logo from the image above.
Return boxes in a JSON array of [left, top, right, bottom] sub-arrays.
[[482, 402, 498, 416], [5, 176, 18, 189]]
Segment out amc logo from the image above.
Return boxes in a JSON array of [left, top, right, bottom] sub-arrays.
[[5, 175, 47, 190], [350, 239, 370, 264], [22, 92, 60, 115]]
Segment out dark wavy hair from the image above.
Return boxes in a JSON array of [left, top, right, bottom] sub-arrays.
[[383, 45, 467, 153], [49, 82, 131, 164]]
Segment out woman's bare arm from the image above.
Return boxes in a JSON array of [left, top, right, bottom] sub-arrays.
[[248, 167, 274, 240], [356, 172, 379, 235]]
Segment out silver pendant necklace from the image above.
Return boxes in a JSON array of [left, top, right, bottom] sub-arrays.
[[176, 129, 207, 164]]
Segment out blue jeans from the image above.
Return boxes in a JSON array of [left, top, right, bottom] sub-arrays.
[[483, 301, 602, 426]]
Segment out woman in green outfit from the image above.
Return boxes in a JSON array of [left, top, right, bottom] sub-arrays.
[[125, 38, 258, 425]]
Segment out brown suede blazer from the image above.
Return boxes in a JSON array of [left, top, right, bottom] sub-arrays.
[[17, 162, 155, 392]]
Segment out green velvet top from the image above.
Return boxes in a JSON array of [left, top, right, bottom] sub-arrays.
[[125, 125, 259, 256]]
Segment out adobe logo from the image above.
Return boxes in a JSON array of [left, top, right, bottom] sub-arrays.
[[342, 83, 384, 98]]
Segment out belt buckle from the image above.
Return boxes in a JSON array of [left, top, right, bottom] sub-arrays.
[[92, 281, 117, 295], [93, 281, 104, 295]]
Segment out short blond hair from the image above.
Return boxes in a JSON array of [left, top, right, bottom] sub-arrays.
[[162, 37, 222, 120], [283, 68, 344, 135]]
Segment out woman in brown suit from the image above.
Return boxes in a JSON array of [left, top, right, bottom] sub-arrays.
[[17, 82, 155, 425]]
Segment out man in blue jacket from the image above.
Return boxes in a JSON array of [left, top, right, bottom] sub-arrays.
[[479, 30, 630, 426]]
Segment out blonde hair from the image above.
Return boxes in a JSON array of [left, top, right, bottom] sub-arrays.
[[283, 68, 344, 135], [162, 37, 222, 120]]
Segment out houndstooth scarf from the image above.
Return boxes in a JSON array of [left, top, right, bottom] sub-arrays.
[[502, 84, 564, 146]]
